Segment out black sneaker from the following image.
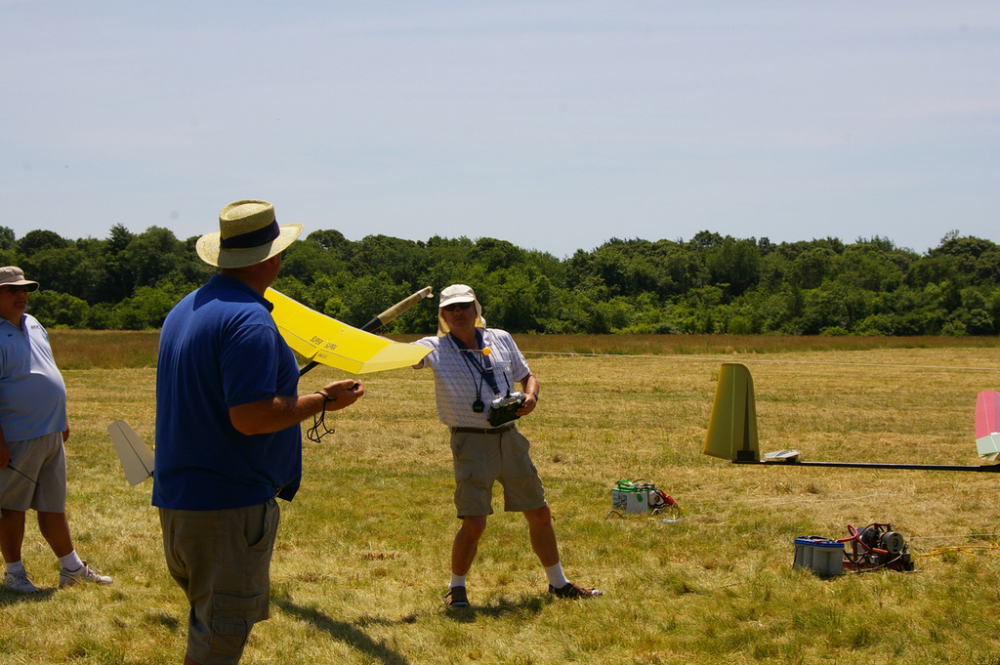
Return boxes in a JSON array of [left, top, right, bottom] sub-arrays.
[[549, 582, 602, 599], [444, 586, 470, 607]]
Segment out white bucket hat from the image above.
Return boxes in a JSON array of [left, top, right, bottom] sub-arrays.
[[196, 200, 303, 268], [437, 284, 486, 336], [0, 266, 39, 292]]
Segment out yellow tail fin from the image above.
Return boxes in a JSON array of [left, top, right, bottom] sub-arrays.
[[703, 363, 760, 461]]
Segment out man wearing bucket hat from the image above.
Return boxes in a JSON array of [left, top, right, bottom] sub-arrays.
[[0, 266, 113, 593], [413, 284, 601, 607], [153, 200, 364, 665]]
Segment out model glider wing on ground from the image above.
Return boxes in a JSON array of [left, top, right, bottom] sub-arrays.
[[975, 391, 1000, 461], [265, 288, 430, 375], [108, 420, 154, 485]]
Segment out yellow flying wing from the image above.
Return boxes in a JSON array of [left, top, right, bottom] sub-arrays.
[[265, 288, 430, 374]]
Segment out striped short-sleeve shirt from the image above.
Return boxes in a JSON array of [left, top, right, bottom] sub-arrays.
[[414, 329, 530, 428]]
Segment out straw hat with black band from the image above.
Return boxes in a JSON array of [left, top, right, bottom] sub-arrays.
[[196, 200, 303, 268]]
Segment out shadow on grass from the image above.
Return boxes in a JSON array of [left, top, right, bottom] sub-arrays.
[[443, 593, 548, 624], [153, 612, 181, 631], [0, 588, 57, 606], [274, 598, 411, 665]]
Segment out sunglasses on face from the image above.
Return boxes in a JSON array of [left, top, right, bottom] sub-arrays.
[[442, 302, 473, 312], [2, 285, 31, 294]]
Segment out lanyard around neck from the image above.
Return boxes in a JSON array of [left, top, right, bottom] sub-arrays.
[[449, 330, 501, 395]]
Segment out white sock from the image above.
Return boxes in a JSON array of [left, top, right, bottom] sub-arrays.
[[5, 560, 25, 575], [59, 550, 84, 571], [544, 562, 568, 588], [449, 573, 466, 589]]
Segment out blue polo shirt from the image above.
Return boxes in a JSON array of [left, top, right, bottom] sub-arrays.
[[152, 275, 302, 510], [0, 314, 67, 441]]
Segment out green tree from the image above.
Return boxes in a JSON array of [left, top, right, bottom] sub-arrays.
[[704, 236, 761, 298], [0, 226, 15, 251], [17, 230, 69, 256], [28, 291, 89, 328]]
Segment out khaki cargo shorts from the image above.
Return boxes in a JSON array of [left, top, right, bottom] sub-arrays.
[[449, 424, 546, 517], [0, 432, 67, 515], [159, 498, 280, 665]]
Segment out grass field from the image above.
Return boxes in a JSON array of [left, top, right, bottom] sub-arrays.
[[5, 333, 1000, 664]]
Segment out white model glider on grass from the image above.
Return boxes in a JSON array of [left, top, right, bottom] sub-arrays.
[[109, 286, 433, 484], [108, 420, 155, 485]]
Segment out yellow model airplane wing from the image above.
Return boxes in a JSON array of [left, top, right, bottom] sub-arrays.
[[265, 288, 430, 374]]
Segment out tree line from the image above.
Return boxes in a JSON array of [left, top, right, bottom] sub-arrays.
[[2, 224, 999, 337]]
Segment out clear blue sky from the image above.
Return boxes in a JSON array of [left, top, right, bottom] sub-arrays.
[[2, 1, 998, 257]]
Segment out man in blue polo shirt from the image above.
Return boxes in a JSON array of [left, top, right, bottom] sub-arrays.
[[154, 200, 364, 665], [0, 266, 112, 593]]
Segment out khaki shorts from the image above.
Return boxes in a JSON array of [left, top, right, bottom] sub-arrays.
[[450, 425, 547, 517], [159, 499, 280, 665], [0, 432, 67, 515]]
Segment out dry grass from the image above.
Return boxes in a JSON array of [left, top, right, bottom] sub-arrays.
[[48, 330, 1000, 371], [5, 335, 1000, 664], [48, 331, 160, 370], [506, 333, 1000, 356]]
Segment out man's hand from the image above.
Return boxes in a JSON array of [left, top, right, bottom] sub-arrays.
[[318, 379, 365, 411], [230, 381, 364, 436], [516, 392, 537, 417], [62, 426, 70, 443], [0, 439, 9, 469]]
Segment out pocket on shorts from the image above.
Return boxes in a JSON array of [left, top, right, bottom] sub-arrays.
[[454, 469, 492, 516], [505, 430, 538, 476], [247, 500, 279, 551], [211, 591, 268, 651], [450, 436, 467, 459], [453, 468, 473, 499], [244, 501, 279, 595], [212, 615, 248, 639], [451, 434, 480, 481]]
